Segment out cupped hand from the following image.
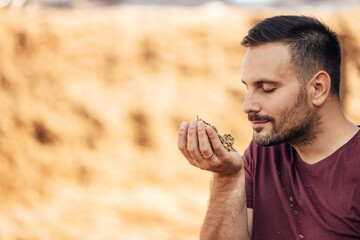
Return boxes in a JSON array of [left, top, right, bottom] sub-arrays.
[[178, 119, 243, 176]]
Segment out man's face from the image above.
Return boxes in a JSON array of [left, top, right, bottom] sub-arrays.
[[241, 43, 320, 146]]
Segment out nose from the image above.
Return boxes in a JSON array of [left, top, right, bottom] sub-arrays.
[[242, 91, 261, 114]]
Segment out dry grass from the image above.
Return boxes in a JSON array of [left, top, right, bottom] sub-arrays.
[[0, 5, 360, 239]]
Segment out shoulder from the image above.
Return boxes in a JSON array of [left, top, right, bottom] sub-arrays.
[[333, 128, 360, 160], [334, 128, 360, 168], [347, 128, 360, 149]]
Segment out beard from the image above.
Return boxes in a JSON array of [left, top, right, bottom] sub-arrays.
[[249, 87, 321, 147]]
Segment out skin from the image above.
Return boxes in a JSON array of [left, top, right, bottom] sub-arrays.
[[177, 42, 359, 239], [241, 43, 322, 148]]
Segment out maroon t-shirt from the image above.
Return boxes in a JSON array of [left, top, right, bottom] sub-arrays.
[[243, 130, 360, 240]]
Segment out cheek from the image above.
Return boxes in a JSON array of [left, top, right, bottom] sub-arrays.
[[267, 98, 299, 126], [266, 90, 300, 116], [263, 100, 290, 120], [275, 96, 308, 128]]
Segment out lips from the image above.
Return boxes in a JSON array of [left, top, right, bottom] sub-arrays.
[[251, 120, 270, 128]]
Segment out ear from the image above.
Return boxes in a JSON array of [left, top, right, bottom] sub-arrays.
[[307, 71, 331, 107]]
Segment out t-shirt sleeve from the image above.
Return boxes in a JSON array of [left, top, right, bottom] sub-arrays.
[[242, 142, 255, 209]]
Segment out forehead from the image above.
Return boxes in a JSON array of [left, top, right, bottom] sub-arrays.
[[241, 43, 298, 84]]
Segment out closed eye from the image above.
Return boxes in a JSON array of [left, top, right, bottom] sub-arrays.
[[263, 88, 276, 93]]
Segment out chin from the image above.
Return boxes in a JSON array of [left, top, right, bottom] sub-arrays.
[[254, 140, 275, 147], [253, 131, 284, 147], [253, 136, 269, 146], [253, 132, 268, 146]]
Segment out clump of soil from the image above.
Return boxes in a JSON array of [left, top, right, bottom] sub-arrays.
[[197, 116, 237, 152]]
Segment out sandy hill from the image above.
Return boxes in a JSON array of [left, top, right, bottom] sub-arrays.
[[0, 5, 360, 240]]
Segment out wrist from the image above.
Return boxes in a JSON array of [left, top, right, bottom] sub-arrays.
[[214, 165, 244, 180], [212, 167, 245, 189], [209, 167, 247, 205]]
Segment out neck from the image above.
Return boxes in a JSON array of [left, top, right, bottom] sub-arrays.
[[293, 104, 359, 164]]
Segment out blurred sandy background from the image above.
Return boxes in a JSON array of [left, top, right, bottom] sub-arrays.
[[0, 2, 360, 239]]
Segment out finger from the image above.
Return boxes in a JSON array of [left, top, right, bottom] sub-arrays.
[[197, 121, 218, 162], [177, 121, 195, 165], [205, 126, 229, 160], [187, 119, 204, 161]]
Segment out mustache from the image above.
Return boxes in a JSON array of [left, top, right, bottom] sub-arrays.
[[248, 113, 274, 122]]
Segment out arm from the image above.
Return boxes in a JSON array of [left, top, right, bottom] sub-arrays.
[[178, 120, 253, 239], [201, 172, 253, 240]]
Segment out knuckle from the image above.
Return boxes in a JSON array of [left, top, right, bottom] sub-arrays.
[[178, 144, 184, 152], [187, 130, 195, 137], [190, 159, 202, 168], [188, 160, 198, 167], [197, 128, 205, 136], [178, 147, 182, 153], [201, 148, 212, 156], [178, 130, 187, 137], [187, 145, 197, 153]]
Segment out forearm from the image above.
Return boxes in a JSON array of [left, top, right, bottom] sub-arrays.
[[200, 169, 250, 240], [177, 120, 250, 239]]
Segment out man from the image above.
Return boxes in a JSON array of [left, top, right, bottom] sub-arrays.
[[177, 15, 360, 239]]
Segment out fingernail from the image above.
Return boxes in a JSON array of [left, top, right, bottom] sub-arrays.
[[190, 119, 197, 128], [180, 121, 187, 129], [197, 121, 204, 130]]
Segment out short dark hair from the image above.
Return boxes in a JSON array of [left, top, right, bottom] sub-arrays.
[[241, 15, 341, 99]]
